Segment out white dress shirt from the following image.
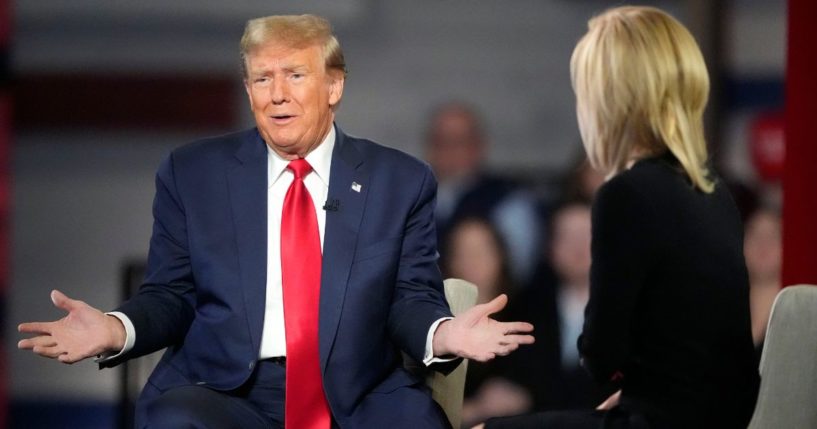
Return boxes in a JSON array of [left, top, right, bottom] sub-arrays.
[[259, 126, 334, 358]]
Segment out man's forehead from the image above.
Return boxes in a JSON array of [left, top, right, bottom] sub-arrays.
[[248, 42, 321, 59], [247, 43, 322, 70]]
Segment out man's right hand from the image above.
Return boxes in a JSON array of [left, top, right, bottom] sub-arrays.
[[18, 290, 126, 364]]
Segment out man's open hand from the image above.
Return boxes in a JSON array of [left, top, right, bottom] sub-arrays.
[[18, 290, 126, 364], [433, 294, 534, 362]]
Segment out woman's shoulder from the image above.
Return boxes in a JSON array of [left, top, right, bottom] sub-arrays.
[[595, 162, 656, 203], [593, 154, 699, 230], [624, 153, 682, 183], [602, 153, 695, 200], [593, 168, 658, 228]]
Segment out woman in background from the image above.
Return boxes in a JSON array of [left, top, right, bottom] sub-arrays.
[[444, 217, 533, 427], [743, 206, 782, 349], [445, 217, 515, 307], [480, 6, 759, 429]]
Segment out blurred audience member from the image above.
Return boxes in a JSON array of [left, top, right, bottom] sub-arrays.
[[560, 151, 606, 205], [502, 202, 608, 414], [549, 204, 591, 372], [743, 205, 782, 348], [726, 179, 761, 223], [443, 217, 532, 427], [445, 217, 514, 304], [426, 101, 541, 284]]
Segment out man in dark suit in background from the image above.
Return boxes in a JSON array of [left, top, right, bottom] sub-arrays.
[[424, 102, 542, 285], [18, 14, 533, 429]]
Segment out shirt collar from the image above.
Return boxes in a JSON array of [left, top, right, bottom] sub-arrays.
[[267, 125, 335, 188]]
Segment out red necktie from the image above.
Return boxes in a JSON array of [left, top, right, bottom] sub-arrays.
[[281, 159, 331, 429]]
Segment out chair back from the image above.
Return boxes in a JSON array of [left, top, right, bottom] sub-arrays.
[[432, 279, 479, 428], [748, 284, 817, 429]]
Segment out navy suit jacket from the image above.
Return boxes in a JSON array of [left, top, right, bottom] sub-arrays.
[[104, 126, 454, 428]]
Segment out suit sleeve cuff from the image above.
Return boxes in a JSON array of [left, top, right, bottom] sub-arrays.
[[423, 317, 456, 366], [94, 311, 136, 363]]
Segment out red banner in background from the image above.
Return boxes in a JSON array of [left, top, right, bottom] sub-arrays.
[[749, 113, 785, 184]]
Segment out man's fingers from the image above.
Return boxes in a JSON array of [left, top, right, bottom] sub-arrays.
[[495, 343, 519, 356], [18, 335, 57, 350], [58, 353, 81, 365], [18, 322, 52, 335], [32, 345, 66, 359], [500, 334, 535, 346], [471, 351, 496, 363], [51, 289, 80, 312], [464, 349, 495, 362], [501, 321, 534, 334], [479, 294, 508, 316]]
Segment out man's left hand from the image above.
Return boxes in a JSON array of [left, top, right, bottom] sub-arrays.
[[432, 294, 534, 362]]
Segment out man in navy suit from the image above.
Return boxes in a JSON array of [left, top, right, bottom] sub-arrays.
[[18, 14, 533, 429]]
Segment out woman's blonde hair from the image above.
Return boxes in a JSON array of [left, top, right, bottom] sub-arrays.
[[240, 14, 347, 79], [571, 6, 714, 192]]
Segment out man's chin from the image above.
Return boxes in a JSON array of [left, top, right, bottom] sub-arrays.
[[264, 138, 307, 159]]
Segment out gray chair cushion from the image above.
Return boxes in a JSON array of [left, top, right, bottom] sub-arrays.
[[748, 285, 817, 429]]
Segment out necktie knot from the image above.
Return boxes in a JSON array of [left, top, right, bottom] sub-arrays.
[[288, 159, 313, 180]]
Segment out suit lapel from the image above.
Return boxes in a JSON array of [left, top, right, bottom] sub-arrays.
[[227, 130, 268, 356], [320, 128, 369, 373]]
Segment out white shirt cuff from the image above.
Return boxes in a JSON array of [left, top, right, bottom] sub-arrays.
[[94, 311, 136, 363], [423, 316, 456, 365]]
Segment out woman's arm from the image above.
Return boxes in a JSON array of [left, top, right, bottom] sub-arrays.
[[579, 177, 658, 385]]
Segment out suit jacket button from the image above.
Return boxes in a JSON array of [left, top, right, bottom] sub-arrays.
[[249, 361, 255, 371]]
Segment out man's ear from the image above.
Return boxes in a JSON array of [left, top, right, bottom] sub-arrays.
[[243, 80, 253, 107], [328, 74, 345, 107]]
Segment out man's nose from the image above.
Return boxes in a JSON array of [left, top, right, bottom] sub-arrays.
[[271, 80, 288, 104]]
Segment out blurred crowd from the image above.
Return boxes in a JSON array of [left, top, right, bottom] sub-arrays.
[[420, 101, 781, 428]]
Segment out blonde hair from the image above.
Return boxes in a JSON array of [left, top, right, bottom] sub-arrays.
[[571, 6, 714, 193], [240, 14, 347, 78]]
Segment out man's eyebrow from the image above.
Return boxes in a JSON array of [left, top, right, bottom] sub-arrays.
[[283, 64, 310, 73], [249, 64, 309, 73], [248, 67, 272, 76]]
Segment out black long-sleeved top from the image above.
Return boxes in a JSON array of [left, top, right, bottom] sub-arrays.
[[579, 153, 759, 429]]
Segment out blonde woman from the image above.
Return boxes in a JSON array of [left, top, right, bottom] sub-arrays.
[[479, 6, 759, 429]]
